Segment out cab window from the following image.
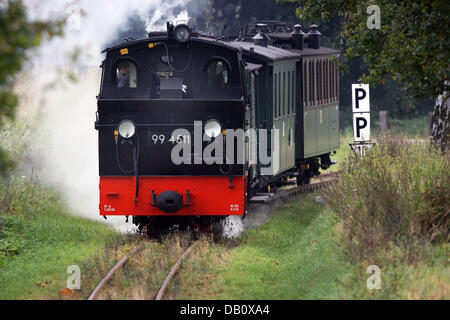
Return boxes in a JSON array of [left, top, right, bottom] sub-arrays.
[[115, 61, 138, 88], [206, 59, 229, 89]]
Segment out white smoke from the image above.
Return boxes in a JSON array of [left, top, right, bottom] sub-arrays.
[[222, 215, 245, 239], [25, 0, 195, 68], [17, 1, 203, 231]]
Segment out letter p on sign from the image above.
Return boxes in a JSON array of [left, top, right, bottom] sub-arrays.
[[353, 113, 370, 142], [352, 84, 370, 113]]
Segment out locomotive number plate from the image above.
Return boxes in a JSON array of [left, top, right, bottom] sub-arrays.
[[148, 132, 191, 145]]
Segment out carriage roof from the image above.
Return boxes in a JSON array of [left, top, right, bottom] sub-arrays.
[[102, 33, 339, 63]]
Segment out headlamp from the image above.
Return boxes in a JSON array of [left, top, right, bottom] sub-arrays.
[[174, 24, 191, 43], [118, 120, 136, 139], [204, 120, 222, 138]]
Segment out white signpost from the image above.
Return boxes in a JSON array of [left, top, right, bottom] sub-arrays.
[[350, 84, 375, 156]]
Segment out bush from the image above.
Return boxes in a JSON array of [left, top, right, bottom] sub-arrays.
[[324, 133, 449, 263]]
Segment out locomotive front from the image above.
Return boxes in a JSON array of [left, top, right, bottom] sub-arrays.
[[95, 23, 247, 232]]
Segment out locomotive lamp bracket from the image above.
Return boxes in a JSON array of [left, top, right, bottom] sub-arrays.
[[94, 111, 99, 130], [151, 190, 157, 206], [185, 190, 191, 206], [166, 22, 174, 37]]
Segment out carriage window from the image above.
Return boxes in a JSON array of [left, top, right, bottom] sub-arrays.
[[288, 72, 291, 114], [309, 61, 314, 106], [278, 72, 281, 117], [291, 71, 295, 114], [116, 61, 137, 88], [317, 60, 321, 103], [335, 63, 339, 101], [330, 61, 334, 101], [283, 72, 286, 116], [274, 73, 278, 118], [206, 60, 229, 89], [303, 61, 307, 106], [326, 60, 329, 103]]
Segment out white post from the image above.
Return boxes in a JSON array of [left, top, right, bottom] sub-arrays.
[[350, 84, 375, 156]]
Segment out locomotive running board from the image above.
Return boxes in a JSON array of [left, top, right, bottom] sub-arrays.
[[249, 193, 275, 203]]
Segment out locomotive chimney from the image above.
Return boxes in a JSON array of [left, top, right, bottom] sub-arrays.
[[291, 24, 305, 50], [307, 24, 321, 49], [252, 23, 270, 47]]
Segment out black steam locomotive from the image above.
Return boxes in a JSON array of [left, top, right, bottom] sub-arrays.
[[95, 21, 339, 234]]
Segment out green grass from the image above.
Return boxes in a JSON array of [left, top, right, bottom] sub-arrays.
[[340, 115, 430, 140], [184, 195, 352, 300], [340, 243, 449, 299], [384, 116, 430, 137], [0, 177, 119, 299], [0, 114, 120, 299], [329, 134, 353, 171]]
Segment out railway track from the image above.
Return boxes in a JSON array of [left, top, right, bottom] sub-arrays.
[[87, 241, 195, 300], [275, 171, 339, 201]]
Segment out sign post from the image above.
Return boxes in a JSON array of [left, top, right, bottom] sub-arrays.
[[350, 84, 375, 156]]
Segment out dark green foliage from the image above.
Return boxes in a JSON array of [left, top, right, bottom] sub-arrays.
[[288, 0, 449, 99], [0, 223, 24, 258], [0, 1, 63, 173]]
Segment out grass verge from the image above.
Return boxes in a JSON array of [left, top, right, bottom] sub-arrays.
[[178, 195, 352, 300], [324, 132, 449, 299], [0, 176, 119, 299]]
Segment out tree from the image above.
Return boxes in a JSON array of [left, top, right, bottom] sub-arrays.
[[0, 0, 63, 173], [287, 0, 449, 147]]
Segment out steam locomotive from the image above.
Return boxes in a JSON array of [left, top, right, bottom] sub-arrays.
[[95, 21, 340, 235]]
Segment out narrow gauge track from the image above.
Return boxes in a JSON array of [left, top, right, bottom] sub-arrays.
[[250, 171, 339, 204], [87, 241, 195, 300], [274, 171, 339, 201], [271, 172, 339, 201]]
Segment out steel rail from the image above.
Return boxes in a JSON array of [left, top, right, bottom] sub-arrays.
[[88, 243, 144, 300], [155, 242, 196, 300], [271, 171, 339, 202]]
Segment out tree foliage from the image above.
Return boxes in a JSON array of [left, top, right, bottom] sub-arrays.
[[290, 0, 449, 99], [0, 0, 63, 173]]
